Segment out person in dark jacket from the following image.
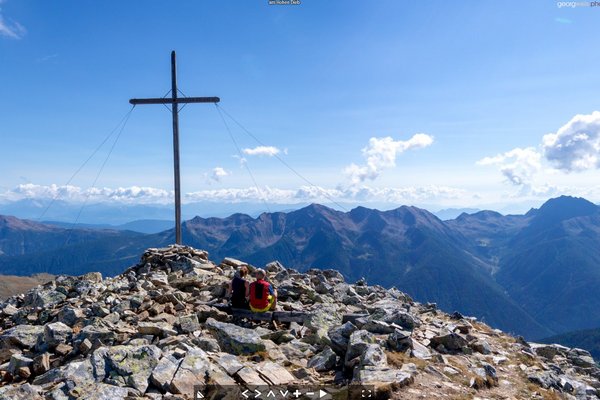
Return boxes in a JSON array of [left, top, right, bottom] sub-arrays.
[[227, 265, 250, 309], [249, 268, 277, 312]]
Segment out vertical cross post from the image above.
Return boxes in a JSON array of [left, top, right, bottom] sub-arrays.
[[171, 51, 182, 245], [129, 52, 220, 245]]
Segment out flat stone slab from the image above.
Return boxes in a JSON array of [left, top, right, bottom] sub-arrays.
[[356, 366, 414, 387], [256, 361, 295, 385]]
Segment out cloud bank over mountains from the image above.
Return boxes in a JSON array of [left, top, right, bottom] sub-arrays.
[[0, 183, 469, 206]]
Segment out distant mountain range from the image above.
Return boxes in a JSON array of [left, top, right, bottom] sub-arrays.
[[1, 195, 599, 341], [43, 219, 176, 234], [0, 199, 305, 225]]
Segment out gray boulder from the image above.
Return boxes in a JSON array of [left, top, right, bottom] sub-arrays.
[[68, 383, 128, 400], [178, 314, 201, 333], [137, 321, 177, 337], [382, 310, 419, 330], [33, 359, 95, 386], [362, 320, 396, 334], [31, 290, 66, 309], [387, 329, 412, 352], [57, 306, 84, 327], [8, 353, 33, 375], [0, 325, 44, 349], [170, 348, 218, 396], [471, 340, 492, 355], [345, 330, 376, 368], [528, 371, 561, 390], [411, 340, 431, 360], [0, 383, 43, 400], [78, 325, 116, 345], [193, 336, 221, 353], [328, 322, 357, 354], [93, 345, 161, 393], [307, 346, 337, 372], [567, 348, 596, 368], [430, 332, 468, 352], [206, 318, 266, 355], [44, 322, 73, 348], [150, 355, 181, 392], [360, 344, 388, 368], [216, 353, 244, 375]]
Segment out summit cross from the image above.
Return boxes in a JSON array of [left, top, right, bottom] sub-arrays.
[[129, 51, 220, 244]]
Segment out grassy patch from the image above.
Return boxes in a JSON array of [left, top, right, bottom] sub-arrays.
[[385, 351, 428, 369]]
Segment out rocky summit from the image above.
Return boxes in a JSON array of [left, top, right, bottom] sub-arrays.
[[0, 245, 598, 399]]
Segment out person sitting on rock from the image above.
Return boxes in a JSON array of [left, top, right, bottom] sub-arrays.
[[249, 268, 277, 312], [227, 265, 250, 309]]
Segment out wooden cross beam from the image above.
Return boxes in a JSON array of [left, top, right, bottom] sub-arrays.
[[129, 51, 220, 245]]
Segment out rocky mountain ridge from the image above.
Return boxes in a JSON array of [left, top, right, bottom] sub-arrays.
[[0, 245, 598, 399]]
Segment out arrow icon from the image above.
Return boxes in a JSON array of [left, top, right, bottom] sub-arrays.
[[319, 389, 328, 399], [242, 390, 250, 399], [255, 389, 263, 398]]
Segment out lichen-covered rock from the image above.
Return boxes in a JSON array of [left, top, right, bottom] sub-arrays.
[[345, 330, 377, 368], [77, 325, 116, 345], [178, 314, 201, 333], [150, 355, 180, 392], [206, 318, 266, 355], [31, 290, 66, 309], [0, 325, 44, 349], [101, 345, 161, 393], [360, 344, 388, 369]]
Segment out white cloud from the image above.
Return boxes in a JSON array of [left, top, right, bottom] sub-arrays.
[[477, 147, 542, 186], [210, 167, 230, 182], [345, 133, 434, 184], [0, 4, 26, 39], [542, 111, 600, 172], [242, 146, 281, 157]]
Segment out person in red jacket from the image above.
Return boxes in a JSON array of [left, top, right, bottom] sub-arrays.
[[249, 268, 277, 312]]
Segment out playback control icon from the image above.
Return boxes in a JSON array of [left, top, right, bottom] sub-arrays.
[[240, 388, 330, 399], [196, 385, 375, 400]]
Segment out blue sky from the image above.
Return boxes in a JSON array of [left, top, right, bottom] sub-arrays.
[[2, 0, 600, 215]]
